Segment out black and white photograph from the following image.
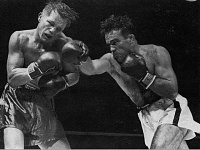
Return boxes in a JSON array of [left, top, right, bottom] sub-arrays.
[[0, 0, 199, 149]]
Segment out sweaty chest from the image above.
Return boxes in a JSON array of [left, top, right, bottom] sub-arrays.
[[22, 40, 63, 67], [23, 46, 46, 67]]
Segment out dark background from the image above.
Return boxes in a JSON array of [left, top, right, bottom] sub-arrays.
[[0, 0, 200, 148]]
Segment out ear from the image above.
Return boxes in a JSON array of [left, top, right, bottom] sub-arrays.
[[128, 34, 135, 41], [38, 12, 42, 22]]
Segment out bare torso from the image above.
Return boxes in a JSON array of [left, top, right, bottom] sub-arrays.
[[106, 44, 163, 106], [16, 29, 71, 67], [7, 29, 74, 87]]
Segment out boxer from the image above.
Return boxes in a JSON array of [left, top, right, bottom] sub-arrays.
[[0, 1, 88, 149], [79, 15, 200, 149]]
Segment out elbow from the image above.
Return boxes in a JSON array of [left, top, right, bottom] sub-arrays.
[[7, 74, 16, 88], [7, 78, 17, 88], [7, 73, 22, 88], [168, 86, 178, 100], [168, 92, 178, 100], [171, 88, 178, 100]]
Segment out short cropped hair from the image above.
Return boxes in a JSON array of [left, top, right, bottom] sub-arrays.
[[43, 0, 78, 27], [100, 15, 133, 36]]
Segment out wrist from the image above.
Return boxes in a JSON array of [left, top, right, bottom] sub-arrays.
[[27, 62, 43, 80], [139, 72, 156, 89]]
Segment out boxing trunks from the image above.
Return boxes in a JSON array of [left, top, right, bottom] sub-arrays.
[[0, 83, 66, 146], [138, 94, 200, 148]]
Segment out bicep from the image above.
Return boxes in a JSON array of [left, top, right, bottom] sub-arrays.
[[7, 32, 24, 76], [154, 47, 178, 86]]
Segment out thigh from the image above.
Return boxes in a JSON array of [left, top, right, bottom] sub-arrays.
[[4, 127, 24, 149], [150, 124, 185, 149], [38, 137, 71, 150], [178, 140, 189, 149]]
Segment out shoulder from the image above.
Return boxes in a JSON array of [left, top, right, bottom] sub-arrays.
[[58, 32, 73, 43], [9, 31, 21, 44], [141, 44, 171, 61], [141, 44, 167, 54], [154, 45, 171, 63], [9, 30, 31, 50]]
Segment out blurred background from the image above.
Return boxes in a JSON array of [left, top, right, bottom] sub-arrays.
[[0, 0, 199, 149]]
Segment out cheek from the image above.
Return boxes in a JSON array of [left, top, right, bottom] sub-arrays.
[[117, 48, 127, 55], [38, 24, 45, 34]]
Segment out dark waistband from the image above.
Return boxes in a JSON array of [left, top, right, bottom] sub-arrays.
[[136, 98, 176, 112]]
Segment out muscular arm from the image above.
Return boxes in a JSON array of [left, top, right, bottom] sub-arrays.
[[149, 46, 178, 99], [80, 53, 145, 107], [79, 53, 112, 75], [7, 31, 31, 88]]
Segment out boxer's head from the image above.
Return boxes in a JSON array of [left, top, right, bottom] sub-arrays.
[[37, 0, 78, 42], [100, 15, 138, 63]]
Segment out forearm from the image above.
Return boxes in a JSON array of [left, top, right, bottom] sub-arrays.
[[149, 77, 178, 99], [79, 56, 111, 75], [79, 57, 96, 75], [65, 72, 80, 87], [7, 68, 31, 88]]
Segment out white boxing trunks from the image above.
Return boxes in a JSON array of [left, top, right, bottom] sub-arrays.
[[138, 94, 200, 148]]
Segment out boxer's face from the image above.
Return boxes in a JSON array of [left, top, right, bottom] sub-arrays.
[[105, 30, 133, 63], [38, 10, 68, 42]]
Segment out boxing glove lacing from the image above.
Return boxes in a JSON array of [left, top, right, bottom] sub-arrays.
[[140, 72, 156, 89], [27, 62, 43, 80]]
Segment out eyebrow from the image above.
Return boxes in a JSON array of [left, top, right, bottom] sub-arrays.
[[107, 38, 118, 45]]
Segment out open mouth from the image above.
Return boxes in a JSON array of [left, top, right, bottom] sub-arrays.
[[44, 33, 52, 40]]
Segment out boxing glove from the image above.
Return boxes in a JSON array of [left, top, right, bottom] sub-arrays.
[[61, 41, 89, 61], [121, 53, 156, 89], [27, 51, 62, 80], [38, 74, 69, 97], [74, 40, 89, 62]]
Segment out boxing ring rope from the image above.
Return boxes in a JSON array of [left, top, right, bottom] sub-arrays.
[[65, 131, 200, 139]]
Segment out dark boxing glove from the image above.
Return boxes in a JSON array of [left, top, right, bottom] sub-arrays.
[[121, 53, 156, 89], [27, 51, 62, 80], [61, 41, 89, 73], [74, 40, 89, 62], [38, 74, 69, 97], [61, 40, 89, 62]]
